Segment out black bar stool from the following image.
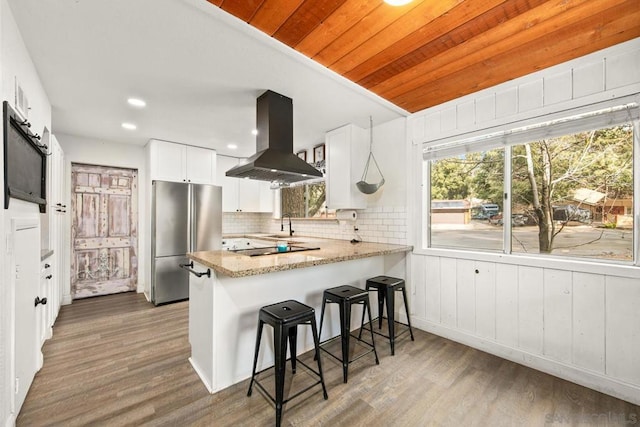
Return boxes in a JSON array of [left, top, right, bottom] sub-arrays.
[[318, 285, 379, 383], [247, 300, 328, 427], [359, 276, 414, 355]]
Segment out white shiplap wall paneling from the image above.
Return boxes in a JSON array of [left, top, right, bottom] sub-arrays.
[[517, 266, 544, 354], [411, 254, 427, 319], [495, 263, 519, 348], [542, 269, 572, 364], [605, 276, 640, 385], [544, 70, 573, 106], [474, 261, 496, 340], [495, 86, 518, 118], [440, 258, 457, 327], [518, 80, 543, 113], [456, 259, 476, 333], [572, 272, 605, 373], [573, 61, 605, 99], [424, 256, 441, 323], [606, 49, 640, 89]]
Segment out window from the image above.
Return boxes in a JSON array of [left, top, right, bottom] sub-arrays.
[[281, 182, 335, 218], [424, 103, 638, 264], [429, 148, 504, 251]]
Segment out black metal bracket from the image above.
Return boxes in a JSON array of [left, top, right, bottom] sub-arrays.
[[179, 261, 211, 278]]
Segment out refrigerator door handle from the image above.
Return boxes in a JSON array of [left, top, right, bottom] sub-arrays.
[[179, 261, 211, 278]]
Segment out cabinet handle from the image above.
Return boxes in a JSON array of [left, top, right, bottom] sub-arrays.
[[44, 263, 50, 269], [35, 296, 47, 307], [46, 275, 53, 280]]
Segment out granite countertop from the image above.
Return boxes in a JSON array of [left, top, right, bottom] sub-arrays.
[[188, 235, 412, 278]]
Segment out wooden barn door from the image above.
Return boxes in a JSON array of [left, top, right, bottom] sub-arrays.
[[71, 164, 138, 299]]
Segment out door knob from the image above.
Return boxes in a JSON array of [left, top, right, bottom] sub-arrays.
[[34, 296, 47, 307]]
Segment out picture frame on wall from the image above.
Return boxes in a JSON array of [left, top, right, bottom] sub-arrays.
[[313, 144, 325, 163], [296, 150, 307, 162]]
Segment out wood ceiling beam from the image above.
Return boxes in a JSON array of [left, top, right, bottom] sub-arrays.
[[394, 3, 640, 112], [372, 0, 628, 101]]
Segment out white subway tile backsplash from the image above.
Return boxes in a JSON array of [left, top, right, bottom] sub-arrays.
[[222, 207, 408, 244]]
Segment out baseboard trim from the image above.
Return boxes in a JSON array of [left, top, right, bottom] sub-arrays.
[[411, 317, 640, 406]]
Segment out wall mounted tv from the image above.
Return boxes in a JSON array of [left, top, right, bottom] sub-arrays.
[[3, 100, 47, 213]]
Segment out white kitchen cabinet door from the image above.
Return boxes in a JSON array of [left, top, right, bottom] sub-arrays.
[[216, 155, 240, 212], [237, 180, 273, 212], [186, 145, 216, 184], [148, 140, 216, 184], [325, 124, 367, 210], [216, 156, 273, 212], [149, 140, 186, 182]]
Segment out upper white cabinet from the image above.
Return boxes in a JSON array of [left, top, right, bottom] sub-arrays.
[[325, 124, 367, 210], [216, 155, 274, 213], [147, 139, 216, 184]]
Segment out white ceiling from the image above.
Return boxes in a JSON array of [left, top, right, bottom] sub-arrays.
[[7, 0, 407, 158]]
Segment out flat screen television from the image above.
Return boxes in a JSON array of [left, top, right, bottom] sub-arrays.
[[3, 100, 47, 213]]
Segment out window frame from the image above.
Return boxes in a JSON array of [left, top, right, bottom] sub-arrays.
[[420, 101, 640, 267]]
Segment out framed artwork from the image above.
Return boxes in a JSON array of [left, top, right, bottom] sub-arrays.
[[296, 150, 307, 162], [313, 144, 325, 163]]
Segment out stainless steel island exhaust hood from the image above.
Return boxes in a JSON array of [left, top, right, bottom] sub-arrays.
[[225, 90, 323, 184]]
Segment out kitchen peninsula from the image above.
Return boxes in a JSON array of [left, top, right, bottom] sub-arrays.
[[186, 236, 412, 394]]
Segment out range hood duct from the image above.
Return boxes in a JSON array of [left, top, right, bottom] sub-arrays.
[[225, 90, 323, 183]]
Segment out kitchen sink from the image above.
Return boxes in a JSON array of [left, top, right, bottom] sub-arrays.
[[230, 245, 320, 257]]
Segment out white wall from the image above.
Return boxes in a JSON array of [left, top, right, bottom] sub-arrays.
[[56, 133, 147, 302], [1, 0, 53, 424], [408, 38, 640, 405]]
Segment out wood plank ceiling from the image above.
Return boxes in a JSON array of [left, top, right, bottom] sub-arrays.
[[207, 0, 640, 113]]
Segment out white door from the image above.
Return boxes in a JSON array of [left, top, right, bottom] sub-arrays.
[[13, 221, 40, 414]]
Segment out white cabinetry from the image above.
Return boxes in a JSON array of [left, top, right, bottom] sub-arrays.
[[147, 139, 216, 184], [325, 124, 367, 210], [39, 260, 53, 346], [216, 155, 273, 213], [49, 135, 65, 312]]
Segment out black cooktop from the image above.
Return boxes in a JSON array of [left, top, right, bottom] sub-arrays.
[[230, 245, 320, 257]]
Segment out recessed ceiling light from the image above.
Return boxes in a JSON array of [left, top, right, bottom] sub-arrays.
[[227, 144, 238, 149], [383, 0, 413, 5], [127, 98, 146, 107], [251, 129, 258, 136], [270, 169, 277, 173], [121, 122, 137, 130]]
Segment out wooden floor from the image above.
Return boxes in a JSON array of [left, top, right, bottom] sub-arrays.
[[18, 292, 639, 426]]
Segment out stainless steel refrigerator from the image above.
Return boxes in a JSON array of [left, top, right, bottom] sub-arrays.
[[151, 180, 222, 305]]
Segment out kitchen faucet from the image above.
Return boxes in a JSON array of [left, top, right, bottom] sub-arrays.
[[281, 213, 294, 237]]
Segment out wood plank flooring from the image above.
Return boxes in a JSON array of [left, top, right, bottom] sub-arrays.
[[17, 292, 639, 426]]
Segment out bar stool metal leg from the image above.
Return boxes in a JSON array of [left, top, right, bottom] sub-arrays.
[[288, 326, 297, 373], [274, 323, 288, 427], [385, 286, 397, 355], [247, 319, 264, 397], [376, 287, 385, 330], [310, 317, 329, 399], [365, 298, 379, 364], [338, 297, 351, 383], [401, 287, 415, 342]]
